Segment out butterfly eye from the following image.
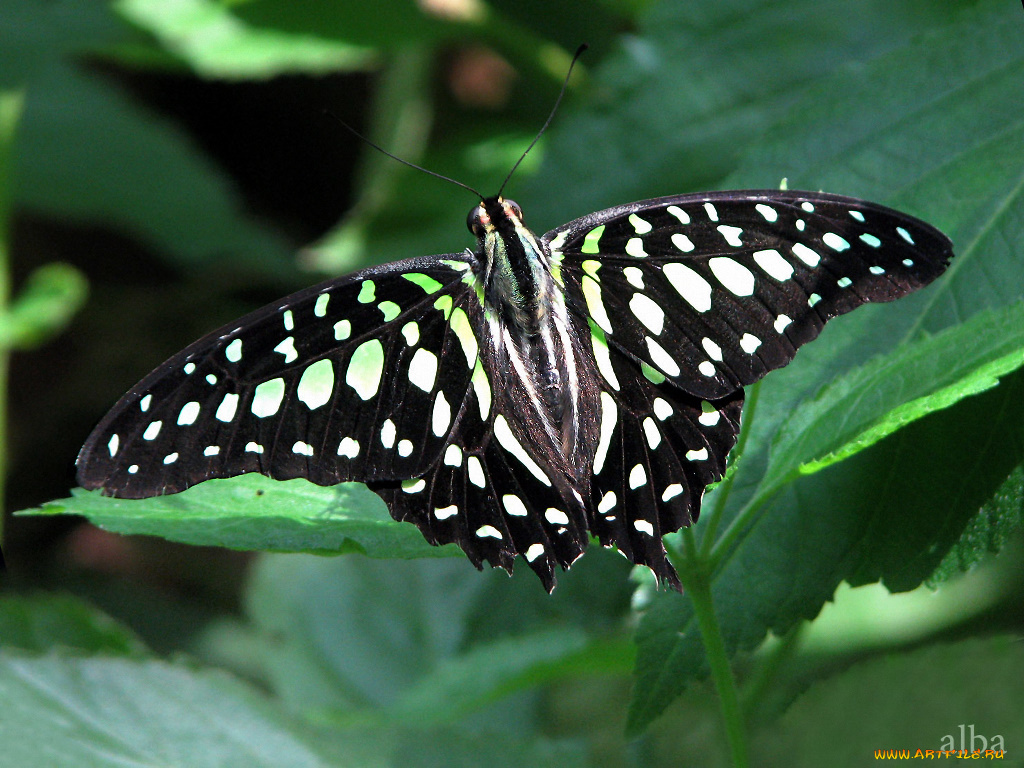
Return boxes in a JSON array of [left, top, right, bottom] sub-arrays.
[[504, 199, 523, 221], [467, 205, 486, 236]]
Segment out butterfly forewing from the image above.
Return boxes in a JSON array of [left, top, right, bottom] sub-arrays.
[[548, 191, 952, 400], [76, 255, 483, 497]]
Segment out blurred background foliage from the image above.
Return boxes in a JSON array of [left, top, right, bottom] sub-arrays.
[[1, 0, 1023, 765]]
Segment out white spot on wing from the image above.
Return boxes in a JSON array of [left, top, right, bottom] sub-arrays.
[[468, 456, 485, 487], [662, 484, 683, 501], [699, 401, 719, 426], [177, 401, 201, 426], [503, 495, 529, 517], [274, 336, 298, 364], [625, 237, 647, 257], [664, 263, 712, 312], [408, 348, 439, 392], [643, 417, 661, 449], [709, 257, 755, 295], [380, 419, 396, 449], [434, 505, 458, 520], [337, 437, 359, 458], [792, 243, 820, 267], [494, 415, 551, 486], [717, 225, 743, 247], [646, 337, 680, 376], [666, 205, 690, 224], [225, 338, 242, 363], [823, 232, 850, 251], [432, 391, 451, 436], [634, 520, 654, 535], [671, 233, 695, 252], [753, 249, 794, 281], [630, 293, 665, 335], [444, 444, 462, 466], [740, 333, 761, 353], [545, 508, 569, 525], [623, 266, 645, 289], [701, 337, 723, 361], [402, 478, 426, 494], [215, 393, 238, 423], [593, 392, 617, 474], [653, 397, 673, 420], [629, 463, 647, 489]]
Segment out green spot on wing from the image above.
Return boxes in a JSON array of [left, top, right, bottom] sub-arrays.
[[378, 301, 401, 322], [449, 308, 478, 367], [581, 225, 605, 254], [296, 359, 335, 410], [357, 281, 375, 303], [346, 339, 384, 400], [434, 295, 453, 320], [641, 361, 666, 384], [403, 272, 443, 294], [251, 378, 286, 418]]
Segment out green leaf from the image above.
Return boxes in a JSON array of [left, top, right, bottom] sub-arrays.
[[766, 300, 1024, 487], [628, 0, 1024, 734], [525, 0, 963, 224], [389, 628, 590, 726], [0, 652, 341, 767], [930, 464, 1024, 584], [0, 263, 88, 349], [749, 636, 1024, 761], [231, 0, 452, 51], [114, 0, 376, 79], [0, 594, 145, 656], [23, 474, 460, 560], [245, 554, 487, 715], [5, 0, 294, 273], [632, 368, 1024, 737]]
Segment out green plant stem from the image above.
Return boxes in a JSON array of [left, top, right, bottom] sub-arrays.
[[698, 380, 762, 559], [0, 91, 25, 546], [680, 565, 749, 768]]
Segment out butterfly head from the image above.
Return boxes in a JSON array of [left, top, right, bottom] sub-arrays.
[[467, 196, 525, 239]]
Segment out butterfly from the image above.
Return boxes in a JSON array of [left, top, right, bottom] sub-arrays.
[[77, 188, 953, 591]]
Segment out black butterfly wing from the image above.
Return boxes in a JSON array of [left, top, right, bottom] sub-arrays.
[[548, 190, 953, 399], [76, 254, 484, 497], [547, 190, 952, 583], [77, 251, 590, 589]]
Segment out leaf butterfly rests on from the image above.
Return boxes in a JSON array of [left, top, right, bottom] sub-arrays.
[[76, 54, 953, 592]]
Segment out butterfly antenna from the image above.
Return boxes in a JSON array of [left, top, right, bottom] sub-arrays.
[[498, 43, 588, 198], [323, 110, 486, 200]]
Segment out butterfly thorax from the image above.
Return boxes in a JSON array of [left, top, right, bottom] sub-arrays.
[[470, 197, 599, 478]]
